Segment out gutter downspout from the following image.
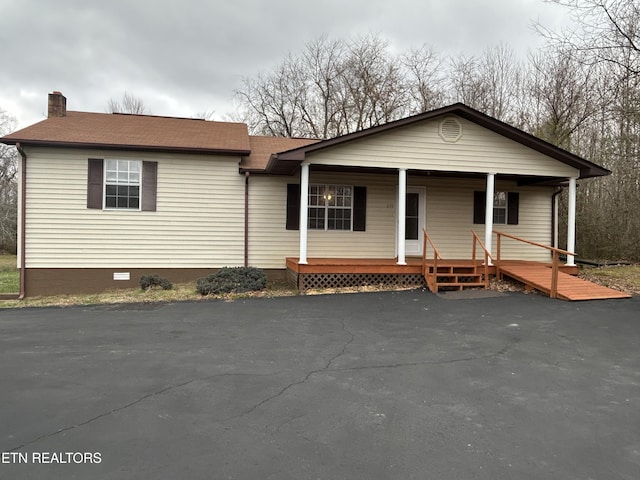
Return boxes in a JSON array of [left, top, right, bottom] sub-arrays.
[[244, 171, 249, 267], [16, 143, 26, 300]]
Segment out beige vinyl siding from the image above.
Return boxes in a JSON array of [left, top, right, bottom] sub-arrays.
[[421, 178, 554, 261], [307, 116, 580, 178], [306, 173, 397, 258], [248, 172, 397, 268], [24, 147, 245, 268], [247, 175, 298, 268], [249, 173, 554, 266]]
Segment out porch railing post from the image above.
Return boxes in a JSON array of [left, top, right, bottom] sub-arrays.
[[551, 250, 559, 299], [495, 232, 501, 279], [422, 229, 427, 277]]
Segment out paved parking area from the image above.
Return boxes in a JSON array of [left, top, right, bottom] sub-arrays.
[[1, 290, 639, 479]]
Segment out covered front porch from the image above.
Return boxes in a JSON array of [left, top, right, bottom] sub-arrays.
[[264, 105, 614, 298], [285, 253, 628, 300], [286, 229, 581, 294], [285, 226, 630, 300]]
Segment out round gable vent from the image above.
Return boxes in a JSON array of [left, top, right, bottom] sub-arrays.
[[439, 117, 463, 142]]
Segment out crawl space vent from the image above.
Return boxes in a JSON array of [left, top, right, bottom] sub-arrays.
[[439, 117, 463, 142]]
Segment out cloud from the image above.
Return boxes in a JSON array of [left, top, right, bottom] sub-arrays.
[[0, 0, 568, 129]]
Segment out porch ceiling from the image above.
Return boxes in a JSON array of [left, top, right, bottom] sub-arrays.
[[278, 164, 571, 186]]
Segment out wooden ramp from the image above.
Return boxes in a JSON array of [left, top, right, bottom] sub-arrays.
[[499, 264, 631, 301]]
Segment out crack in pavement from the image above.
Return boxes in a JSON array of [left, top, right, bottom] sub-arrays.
[[7, 372, 276, 453], [8, 327, 512, 450], [327, 342, 511, 372], [225, 327, 513, 423], [225, 319, 356, 422]]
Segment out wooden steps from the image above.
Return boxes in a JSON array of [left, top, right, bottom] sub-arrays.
[[498, 264, 631, 301], [425, 263, 487, 292]]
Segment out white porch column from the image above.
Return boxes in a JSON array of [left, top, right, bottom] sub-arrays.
[[566, 177, 577, 266], [397, 168, 407, 265], [484, 173, 495, 265], [299, 162, 310, 264]]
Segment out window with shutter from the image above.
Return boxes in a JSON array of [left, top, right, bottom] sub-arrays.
[[473, 191, 519, 225], [286, 184, 366, 231], [87, 159, 157, 211]]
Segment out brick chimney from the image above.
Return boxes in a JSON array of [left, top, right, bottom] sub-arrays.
[[48, 91, 67, 118]]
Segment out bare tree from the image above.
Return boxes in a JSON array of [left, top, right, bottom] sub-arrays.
[[0, 108, 17, 253], [447, 44, 523, 123], [106, 92, 150, 114], [534, 1, 640, 260], [524, 48, 598, 149], [402, 46, 446, 113], [236, 34, 444, 138], [538, 0, 640, 76], [192, 110, 216, 120]]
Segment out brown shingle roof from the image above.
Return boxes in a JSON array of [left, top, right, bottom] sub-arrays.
[[241, 136, 319, 172], [1, 111, 251, 154]]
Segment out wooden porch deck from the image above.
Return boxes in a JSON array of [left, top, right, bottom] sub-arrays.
[[285, 257, 579, 276], [498, 264, 631, 301], [285, 257, 630, 301]]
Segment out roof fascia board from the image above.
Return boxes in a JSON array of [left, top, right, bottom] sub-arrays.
[[2, 139, 250, 156]]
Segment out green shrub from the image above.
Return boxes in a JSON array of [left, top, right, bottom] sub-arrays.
[[140, 274, 173, 291], [196, 267, 267, 296]]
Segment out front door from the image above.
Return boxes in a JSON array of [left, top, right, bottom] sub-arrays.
[[404, 187, 426, 256]]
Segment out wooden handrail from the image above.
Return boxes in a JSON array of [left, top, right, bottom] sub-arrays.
[[493, 230, 576, 299], [471, 230, 494, 289], [471, 230, 494, 263], [493, 230, 573, 256], [422, 229, 443, 293], [422, 228, 443, 260]]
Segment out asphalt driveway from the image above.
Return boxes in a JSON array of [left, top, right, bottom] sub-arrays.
[[1, 290, 639, 479]]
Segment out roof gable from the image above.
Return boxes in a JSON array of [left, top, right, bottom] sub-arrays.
[[268, 103, 610, 179]]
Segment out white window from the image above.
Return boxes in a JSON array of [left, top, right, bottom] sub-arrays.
[[493, 191, 507, 224], [105, 160, 141, 210], [308, 184, 353, 230]]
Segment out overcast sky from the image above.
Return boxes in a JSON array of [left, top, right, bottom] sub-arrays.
[[1, 0, 569, 130]]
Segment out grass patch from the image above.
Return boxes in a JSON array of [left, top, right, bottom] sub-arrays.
[[0, 254, 19, 294], [0, 278, 299, 309], [4, 263, 635, 309], [580, 265, 640, 296]]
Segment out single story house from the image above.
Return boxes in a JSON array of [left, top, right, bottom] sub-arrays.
[[1, 92, 610, 297]]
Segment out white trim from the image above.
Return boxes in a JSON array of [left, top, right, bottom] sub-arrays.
[[307, 184, 354, 231], [484, 173, 495, 265], [103, 159, 142, 211], [397, 169, 407, 265], [404, 186, 426, 256], [566, 177, 577, 266], [299, 163, 309, 264]]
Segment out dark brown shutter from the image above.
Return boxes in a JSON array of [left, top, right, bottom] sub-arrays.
[[473, 191, 486, 224], [353, 186, 367, 231], [141, 161, 157, 212], [507, 192, 519, 225], [87, 158, 103, 209], [286, 184, 300, 230]]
